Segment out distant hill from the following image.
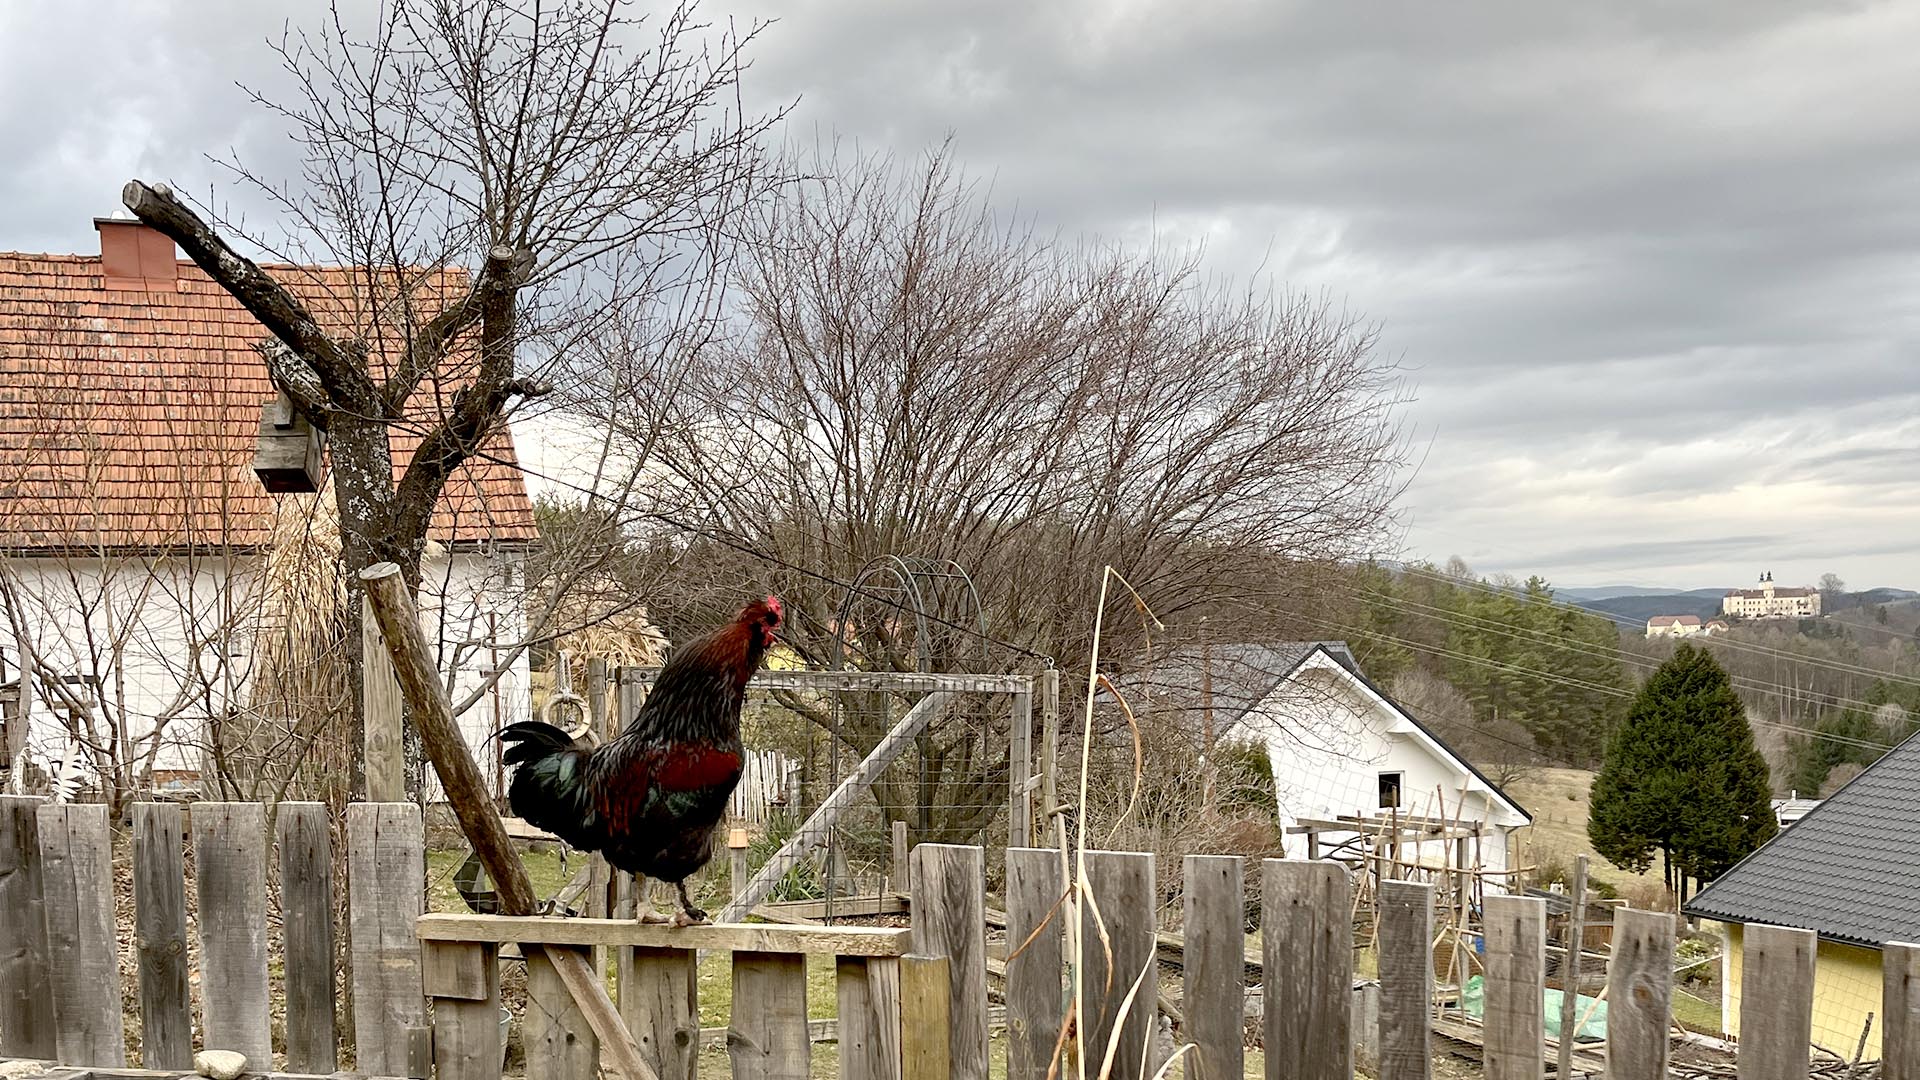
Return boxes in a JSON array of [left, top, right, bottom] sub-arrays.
[[1581, 593, 1724, 624], [1557, 586, 1692, 602]]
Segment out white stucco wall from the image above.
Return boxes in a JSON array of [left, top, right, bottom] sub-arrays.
[[0, 548, 528, 795], [1234, 651, 1523, 879]]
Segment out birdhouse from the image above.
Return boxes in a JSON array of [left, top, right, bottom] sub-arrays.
[[251, 391, 326, 493]]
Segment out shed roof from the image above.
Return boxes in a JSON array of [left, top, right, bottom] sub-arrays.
[[1685, 729, 1920, 948], [0, 235, 535, 552]]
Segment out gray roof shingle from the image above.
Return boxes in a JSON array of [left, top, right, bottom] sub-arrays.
[[1684, 728, 1920, 948]]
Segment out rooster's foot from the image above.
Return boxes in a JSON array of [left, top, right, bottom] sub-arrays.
[[635, 909, 671, 925], [671, 908, 710, 928]]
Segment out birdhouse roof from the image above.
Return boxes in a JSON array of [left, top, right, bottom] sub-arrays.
[[0, 235, 537, 553]]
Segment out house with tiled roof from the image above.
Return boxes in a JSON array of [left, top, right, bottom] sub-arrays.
[[0, 217, 537, 794], [1118, 641, 1531, 880], [1684, 729, 1920, 1057]]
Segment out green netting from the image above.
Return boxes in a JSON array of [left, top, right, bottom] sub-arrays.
[[1458, 975, 1609, 1041]]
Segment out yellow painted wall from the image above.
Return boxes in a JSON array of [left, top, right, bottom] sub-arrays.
[[1721, 923, 1885, 1058]]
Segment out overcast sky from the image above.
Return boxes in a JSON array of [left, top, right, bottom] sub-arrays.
[[5, 1, 1915, 591]]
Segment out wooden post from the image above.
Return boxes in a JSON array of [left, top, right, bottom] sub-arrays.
[[1263, 858, 1352, 1080], [911, 843, 990, 1080], [362, 594, 405, 802], [191, 802, 273, 1066], [731, 826, 751, 898], [425, 940, 502, 1080], [1482, 895, 1545, 1080], [1885, 941, 1920, 1080], [1007, 847, 1066, 1080], [37, 802, 125, 1067], [892, 819, 910, 893], [867, 957, 906, 1080], [586, 658, 613, 973], [621, 947, 699, 1080], [839, 957, 879, 1080], [347, 802, 428, 1075], [1009, 684, 1034, 847], [1080, 849, 1156, 1080], [132, 802, 192, 1069], [901, 955, 953, 1080], [527, 946, 600, 1075], [360, 562, 658, 1080], [1738, 923, 1815, 1080], [730, 951, 811, 1079], [1606, 908, 1675, 1080], [1038, 669, 1060, 848], [278, 801, 338, 1072], [1185, 855, 1245, 1080], [1378, 880, 1434, 1080], [1557, 854, 1588, 1080], [0, 795, 54, 1059]]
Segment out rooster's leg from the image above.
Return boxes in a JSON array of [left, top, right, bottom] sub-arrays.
[[632, 873, 670, 925], [671, 880, 709, 928]]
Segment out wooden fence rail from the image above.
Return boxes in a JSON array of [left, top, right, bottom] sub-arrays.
[[6, 824, 1920, 1080]]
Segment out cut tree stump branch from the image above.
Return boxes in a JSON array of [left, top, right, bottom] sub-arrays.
[[360, 562, 658, 1080]]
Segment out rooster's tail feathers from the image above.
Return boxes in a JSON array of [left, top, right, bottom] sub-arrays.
[[498, 720, 600, 850]]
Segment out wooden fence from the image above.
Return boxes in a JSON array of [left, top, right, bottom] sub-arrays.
[[6, 798, 1920, 1080]]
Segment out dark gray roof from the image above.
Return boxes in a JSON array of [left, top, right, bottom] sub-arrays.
[[1685, 728, 1920, 948]]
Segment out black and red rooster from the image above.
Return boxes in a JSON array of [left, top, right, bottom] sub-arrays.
[[499, 596, 782, 925]]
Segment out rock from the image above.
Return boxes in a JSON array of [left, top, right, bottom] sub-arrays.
[[193, 1049, 248, 1080]]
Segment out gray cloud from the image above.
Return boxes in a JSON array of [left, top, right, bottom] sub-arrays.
[[5, 0, 1915, 589]]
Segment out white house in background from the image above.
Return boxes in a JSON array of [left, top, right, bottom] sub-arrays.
[[1723, 571, 1821, 619], [0, 217, 536, 797], [1646, 614, 1704, 638], [1123, 641, 1531, 881]]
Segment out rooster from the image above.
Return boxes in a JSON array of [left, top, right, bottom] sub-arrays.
[[499, 596, 782, 925]]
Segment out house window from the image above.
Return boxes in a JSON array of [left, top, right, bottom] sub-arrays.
[[1378, 771, 1403, 810]]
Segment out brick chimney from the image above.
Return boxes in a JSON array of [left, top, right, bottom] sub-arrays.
[[94, 216, 178, 291]]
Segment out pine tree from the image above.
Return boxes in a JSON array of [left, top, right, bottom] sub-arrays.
[[1588, 643, 1776, 895]]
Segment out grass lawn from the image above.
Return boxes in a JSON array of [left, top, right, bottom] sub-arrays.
[[1504, 766, 1666, 898], [1670, 986, 1723, 1034]]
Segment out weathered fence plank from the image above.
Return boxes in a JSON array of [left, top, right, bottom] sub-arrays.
[[1009, 689, 1034, 846], [1080, 849, 1156, 1080], [1377, 880, 1434, 1080], [729, 951, 811, 1080], [867, 957, 906, 1080], [1006, 847, 1066, 1080], [426, 940, 501, 1080], [38, 802, 125, 1066], [911, 843, 989, 1080], [1184, 855, 1244, 1080], [1263, 858, 1352, 1080], [0, 795, 54, 1059], [900, 954, 952, 1080], [1886, 941, 1920, 1080], [1482, 895, 1545, 1080], [277, 801, 337, 1072], [527, 944, 600, 1076], [622, 947, 699, 1080], [132, 803, 192, 1069], [191, 802, 273, 1066], [347, 802, 427, 1075], [839, 957, 877, 1080], [1739, 923, 1815, 1080], [1606, 908, 1675, 1080]]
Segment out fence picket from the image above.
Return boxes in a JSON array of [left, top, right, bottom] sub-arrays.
[[0, 795, 55, 1059], [1377, 880, 1433, 1080], [1482, 895, 1545, 1080], [1263, 859, 1351, 1080], [1080, 849, 1156, 1080], [192, 802, 273, 1066], [1006, 847, 1065, 1080], [911, 843, 989, 1080], [1886, 941, 1920, 1080], [1606, 908, 1674, 1080], [527, 944, 600, 1075], [622, 946, 699, 1080], [730, 951, 811, 1079], [1739, 923, 1815, 1080], [347, 802, 427, 1075], [277, 801, 337, 1072], [37, 802, 125, 1067], [132, 803, 192, 1069], [1185, 854, 1244, 1080], [426, 940, 501, 1080]]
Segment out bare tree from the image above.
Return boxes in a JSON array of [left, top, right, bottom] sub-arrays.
[[118, 0, 782, 795], [619, 144, 1409, 839]]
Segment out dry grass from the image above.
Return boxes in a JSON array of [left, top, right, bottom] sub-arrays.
[[1504, 766, 1667, 898]]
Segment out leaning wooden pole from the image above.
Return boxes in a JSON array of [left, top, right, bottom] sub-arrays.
[[359, 563, 657, 1080]]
